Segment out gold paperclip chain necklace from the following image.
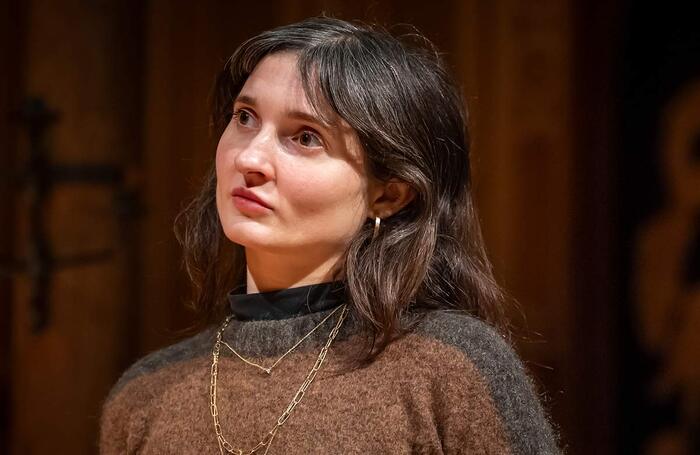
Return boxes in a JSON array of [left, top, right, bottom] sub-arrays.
[[220, 304, 345, 375], [210, 304, 349, 455]]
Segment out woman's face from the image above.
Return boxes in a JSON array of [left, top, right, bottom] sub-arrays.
[[215, 52, 369, 257]]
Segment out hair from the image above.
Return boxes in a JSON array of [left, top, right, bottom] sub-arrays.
[[174, 16, 511, 366]]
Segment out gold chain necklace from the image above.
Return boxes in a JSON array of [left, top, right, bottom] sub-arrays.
[[220, 304, 345, 375], [210, 304, 349, 455]]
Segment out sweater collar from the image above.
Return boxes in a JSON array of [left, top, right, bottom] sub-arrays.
[[227, 281, 345, 321]]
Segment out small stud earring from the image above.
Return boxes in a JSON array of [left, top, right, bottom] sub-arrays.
[[372, 216, 381, 240]]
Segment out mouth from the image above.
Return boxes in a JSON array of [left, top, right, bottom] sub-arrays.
[[231, 187, 272, 213]]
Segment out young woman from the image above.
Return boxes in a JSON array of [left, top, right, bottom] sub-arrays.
[[100, 17, 560, 454]]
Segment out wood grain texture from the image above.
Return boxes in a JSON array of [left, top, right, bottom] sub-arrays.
[[8, 1, 144, 453]]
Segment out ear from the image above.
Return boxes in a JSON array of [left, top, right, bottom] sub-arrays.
[[367, 179, 416, 219]]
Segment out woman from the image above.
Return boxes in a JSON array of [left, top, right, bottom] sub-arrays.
[[100, 17, 560, 454]]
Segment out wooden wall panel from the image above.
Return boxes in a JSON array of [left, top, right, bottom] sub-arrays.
[[8, 1, 144, 453], [455, 0, 577, 447]]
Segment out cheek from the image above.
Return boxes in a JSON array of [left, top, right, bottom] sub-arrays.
[[214, 134, 237, 215], [215, 122, 237, 174], [214, 147, 226, 202], [282, 162, 366, 220], [214, 137, 230, 176], [214, 133, 241, 196]]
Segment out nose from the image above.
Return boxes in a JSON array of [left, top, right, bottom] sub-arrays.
[[233, 128, 276, 186]]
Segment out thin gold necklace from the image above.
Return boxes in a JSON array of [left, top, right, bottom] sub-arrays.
[[220, 304, 345, 375], [210, 304, 349, 455]]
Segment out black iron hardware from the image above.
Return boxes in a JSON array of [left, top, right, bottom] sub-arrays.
[[1, 97, 142, 332]]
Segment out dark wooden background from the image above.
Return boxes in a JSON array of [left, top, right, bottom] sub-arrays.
[[2, 1, 698, 454]]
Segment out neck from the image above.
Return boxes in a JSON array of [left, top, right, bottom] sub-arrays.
[[244, 247, 343, 293]]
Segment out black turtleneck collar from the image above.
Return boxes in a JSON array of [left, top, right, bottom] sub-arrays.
[[227, 281, 345, 321]]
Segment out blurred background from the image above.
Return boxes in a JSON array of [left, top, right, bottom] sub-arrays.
[[1, 0, 699, 453]]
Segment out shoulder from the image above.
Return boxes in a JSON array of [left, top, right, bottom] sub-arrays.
[[413, 310, 561, 455], [414, 309, 517, 377], [99, 327, 216, 453], [106, 326, 216, 402]]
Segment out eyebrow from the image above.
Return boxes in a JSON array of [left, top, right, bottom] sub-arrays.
[[234, 94, 334, 129]]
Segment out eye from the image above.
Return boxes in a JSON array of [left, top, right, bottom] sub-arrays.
[[232, 108, 254, 127], [295, 130, 324, 148]]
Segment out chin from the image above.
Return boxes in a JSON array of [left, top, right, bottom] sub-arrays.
[[222, 222, 260, 246], [220, 219, 277, 250]]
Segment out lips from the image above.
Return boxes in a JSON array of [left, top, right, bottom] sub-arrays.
[[232, 187, 272, 211]]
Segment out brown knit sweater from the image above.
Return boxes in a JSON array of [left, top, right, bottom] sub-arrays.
[[100, 286, 559, 454]]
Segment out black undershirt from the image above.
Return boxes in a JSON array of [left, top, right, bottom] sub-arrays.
[[227, 281, 345, 321]]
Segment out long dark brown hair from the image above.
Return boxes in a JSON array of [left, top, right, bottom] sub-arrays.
[[174, 16, 511, 364]]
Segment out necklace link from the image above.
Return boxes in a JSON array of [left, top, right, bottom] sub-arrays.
[[221, 304, 345, 375], [210, 304, 349, 454]]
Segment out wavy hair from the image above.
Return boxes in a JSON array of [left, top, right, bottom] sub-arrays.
[[174, 16, 510, 364]]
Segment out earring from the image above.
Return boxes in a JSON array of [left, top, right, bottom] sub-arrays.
[[372, 216, 381, 240]]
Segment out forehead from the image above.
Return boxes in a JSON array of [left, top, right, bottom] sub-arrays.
[[238, 52, 342, 125], [240, 53, 305, 102]]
